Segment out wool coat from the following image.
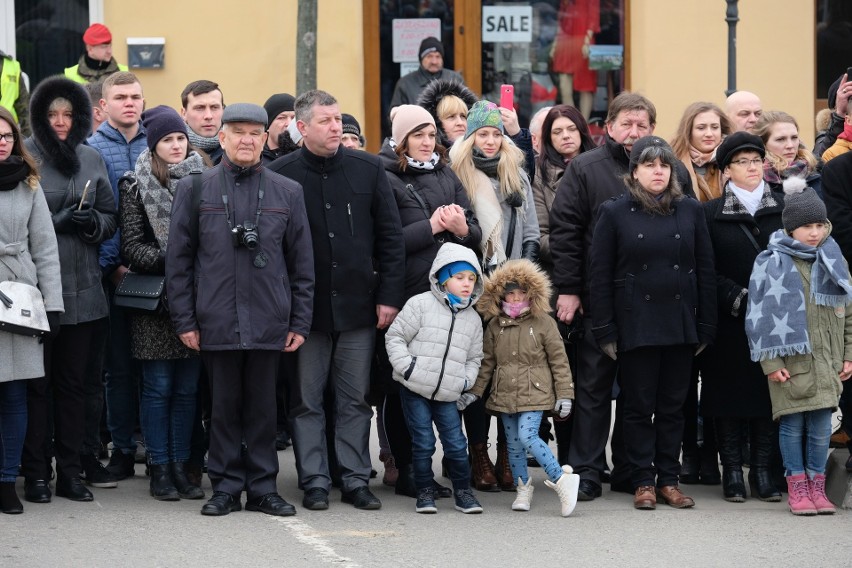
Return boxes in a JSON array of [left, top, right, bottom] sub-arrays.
[[589, 193, 717, 352], [385, 243, 484, 402], [699, 183, 785, 418], [758, 255, 850, 420], [531, 158, 566, 269], [0, 180, 64, 382], [470, 259, 575, 414], [390, 67, 465, 109]]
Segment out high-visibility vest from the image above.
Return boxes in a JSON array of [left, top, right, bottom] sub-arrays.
[[64, 62, 128, 84], [0, 58, 21, 122]]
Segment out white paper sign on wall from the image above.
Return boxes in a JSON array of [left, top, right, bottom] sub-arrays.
[[482, 6, 533, 43], [392, 19, 442, 63]]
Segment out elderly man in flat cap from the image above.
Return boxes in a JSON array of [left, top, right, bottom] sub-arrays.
[[166, 103, 315, 517]]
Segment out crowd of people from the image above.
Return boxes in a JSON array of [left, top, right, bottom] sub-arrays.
[[0, 28, 850, 520]]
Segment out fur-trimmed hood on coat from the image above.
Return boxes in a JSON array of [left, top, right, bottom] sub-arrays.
[[478, 259, 552, 321], [416, 78, 478, 147], [29, 75, 93, 178]]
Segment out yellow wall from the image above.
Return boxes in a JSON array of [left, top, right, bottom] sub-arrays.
[[102, 0, 365, 133], [630, 0, 815, 144]]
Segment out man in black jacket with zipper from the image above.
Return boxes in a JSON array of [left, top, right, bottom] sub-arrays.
[[269, 90, 405, 511]]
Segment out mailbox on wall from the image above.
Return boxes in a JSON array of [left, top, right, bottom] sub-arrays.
[[127, 37, 165, 69]]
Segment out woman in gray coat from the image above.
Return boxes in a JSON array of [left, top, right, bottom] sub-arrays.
[[21, 76, 116, 504], [0, 107, 63, 513]]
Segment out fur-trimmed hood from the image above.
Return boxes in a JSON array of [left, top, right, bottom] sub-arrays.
[[416, 78, 478, 147], [478, 259, 552, 320], [29, 75, 93, 177]]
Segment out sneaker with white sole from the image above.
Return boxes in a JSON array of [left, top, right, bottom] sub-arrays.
[[453, 488, 483, 514], [544, 465, 580, 517], [415, 487, 437, 514], [512, 477, 534, 511]]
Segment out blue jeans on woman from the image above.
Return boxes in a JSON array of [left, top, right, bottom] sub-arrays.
[[778, 408, 833, 477], [502, 411, 563, 484], [0, 380, 27, 482], [399, 388, 471, 490], [140, 358, 201, 466]]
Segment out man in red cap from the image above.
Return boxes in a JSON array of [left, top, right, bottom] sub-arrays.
[[64, 23, 128, 84]]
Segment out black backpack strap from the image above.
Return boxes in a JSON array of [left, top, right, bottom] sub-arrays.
[[188, 170, 203, 253]]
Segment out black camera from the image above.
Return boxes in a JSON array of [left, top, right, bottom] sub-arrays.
[[231, 222, 259, 250]]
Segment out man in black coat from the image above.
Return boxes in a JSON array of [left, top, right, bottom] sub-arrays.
[[548, 92, 694, 501], [167, 103, 314, 517], [269, 90, 405, 511]]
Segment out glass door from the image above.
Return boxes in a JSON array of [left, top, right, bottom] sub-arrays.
[[15, 0, 90, 88]]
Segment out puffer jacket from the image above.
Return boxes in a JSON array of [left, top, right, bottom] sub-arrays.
[[470, 259, 574, 414], [385, 243, 484, 402], [759, 255, 850, 420]]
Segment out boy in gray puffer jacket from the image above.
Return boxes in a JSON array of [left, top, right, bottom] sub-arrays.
[[385, 243, 484, 514]]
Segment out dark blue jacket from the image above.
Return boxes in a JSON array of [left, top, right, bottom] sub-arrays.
[[165, 157, 315, 350]]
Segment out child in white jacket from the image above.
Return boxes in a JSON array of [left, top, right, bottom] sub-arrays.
[[385, 243, 484, 514]]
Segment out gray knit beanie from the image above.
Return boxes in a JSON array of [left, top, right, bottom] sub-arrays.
[[782, 176, 827, 233]]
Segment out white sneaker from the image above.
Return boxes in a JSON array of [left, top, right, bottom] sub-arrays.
[[512, 477, 534, 511], [544, 465, 579, 517]]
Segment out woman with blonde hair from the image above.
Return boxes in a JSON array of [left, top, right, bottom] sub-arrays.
[[754, 111, 822, 196], [417, 78, 478, 149], [670, 102, 732, 203]]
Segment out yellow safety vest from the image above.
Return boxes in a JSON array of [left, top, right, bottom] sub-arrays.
[[0, 58, 21, 122], [64, 62, 129, 84]]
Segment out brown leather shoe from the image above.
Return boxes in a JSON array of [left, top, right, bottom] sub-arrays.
[[469, 443, 499, 492], [656, 485, 695, 508], [633, 485, 656, 510]]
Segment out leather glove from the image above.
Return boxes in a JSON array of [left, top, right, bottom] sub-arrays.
[[554, 399, 573, 419], [457, 392, 479, 411], [46, 311, 61, 339], [601, 342, 617, 361], [695, 343, 707, 356], [71, 205, 96, 232], [521, 240, 540, 264], [52, 205, 78, 234]]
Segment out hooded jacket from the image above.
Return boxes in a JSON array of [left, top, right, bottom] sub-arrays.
[[470, 259, 575, 414], [416, 78, 478, 148], [385, 243, 484, 402], [25, 75, 117, 325]]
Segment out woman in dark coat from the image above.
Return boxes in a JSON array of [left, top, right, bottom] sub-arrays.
[[700, 132, 785, 503], [377, 103, 481, 496], [22, 75, 117, 503], [590, 136, 716, 510]]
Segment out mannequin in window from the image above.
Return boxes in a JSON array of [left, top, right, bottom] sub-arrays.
[[550, 0, 599, 119]]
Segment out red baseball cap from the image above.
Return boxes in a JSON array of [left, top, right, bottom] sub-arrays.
[[83, 23, 112, 46]]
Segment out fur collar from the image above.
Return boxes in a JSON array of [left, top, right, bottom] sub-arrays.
[[416, 78, 478, 147], [29, 75, 92, 178], [477, 259, 552, 321]]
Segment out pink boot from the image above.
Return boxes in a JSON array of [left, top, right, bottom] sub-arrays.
[[807, 474, 836, 515], [786, 474, 817, 516]]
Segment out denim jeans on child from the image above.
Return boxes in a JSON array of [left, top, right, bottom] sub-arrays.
[[0, 380, 27, 481], [140, 357, 202, 465], [502, 411, 562, 483], [399, 387, 471, 490], [778, 408, 833, 477]]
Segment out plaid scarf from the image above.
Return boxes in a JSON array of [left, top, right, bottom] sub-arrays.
[[762, 158, 810, 185], [745, 228, 852, 361]]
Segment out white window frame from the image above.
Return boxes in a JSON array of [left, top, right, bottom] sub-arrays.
[[0, 0, 104, 57]]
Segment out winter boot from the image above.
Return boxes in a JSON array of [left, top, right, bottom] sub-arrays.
[[679, 448, 700, 484], [512, 477, 534, 511], [716, 417, 746, 502], [0, 482, 23, 514], [394, 464, 417, 498], [785, 474, 817, 516], [807, 474, 835, 514], [171, 462, 204, 499], [380, 451, 399, 487], [494, 442, 515, 492], [747, 419, 781, 501], [544, 464, 579, 517], [469, 443, 499, 492], [149, 464, 179, 501]]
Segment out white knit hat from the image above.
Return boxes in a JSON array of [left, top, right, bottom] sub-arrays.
[[390, 104, 435, 145]]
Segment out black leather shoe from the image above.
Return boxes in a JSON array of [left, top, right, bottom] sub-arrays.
[[680, 450, 700, 484], [302, 487, 329, 510], [24, 479, 51, 503], [722, 469, 746, 502], [200, 491, 241, 516], [577, 479, 602, 501], [246, 493, 296, 516], [341, 486, 382, 510], [55, 476, 93, 502], [432, 480, 452, 499], [275, 429, 291, 451]]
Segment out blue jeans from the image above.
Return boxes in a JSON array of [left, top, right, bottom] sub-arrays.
[[140, 358, 201, 465], [0, 380, 27, 481], [104, 298, 140, 455], [399, 387, 471, 490], [502, 411, 562, 484], [778, 408, 833, 477]]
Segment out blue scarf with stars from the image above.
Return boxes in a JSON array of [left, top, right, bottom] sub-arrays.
[[745, 228, 852, 362]]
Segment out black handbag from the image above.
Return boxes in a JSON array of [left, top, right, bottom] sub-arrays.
[[114, 272, 165, 312]]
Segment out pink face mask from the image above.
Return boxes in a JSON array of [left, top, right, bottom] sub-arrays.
[[502, 300, 530, 319]]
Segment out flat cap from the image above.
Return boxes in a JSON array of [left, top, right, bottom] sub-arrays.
[[222, 103, 268, 128]]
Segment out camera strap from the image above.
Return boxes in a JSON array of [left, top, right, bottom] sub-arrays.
[[219, 167, 265, 232]]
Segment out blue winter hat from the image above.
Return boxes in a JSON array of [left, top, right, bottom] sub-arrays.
[[437, 261, 478, 285]]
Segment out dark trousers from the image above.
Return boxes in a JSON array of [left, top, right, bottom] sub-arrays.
[[23, 320, 101, 481], [383, 388, 412, 468], [201, 350, 279, 499], [619, 344, 693, 488], [566, 315, 628, 484], [81, 317, 109, 456]]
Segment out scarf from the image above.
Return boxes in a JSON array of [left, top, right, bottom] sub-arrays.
[[472, 147, 500, 177], [745, 229, 852, 361], [187, 128, 221, 154], [388, 139, 439, 171], [135, 149, 205, 250], [688, 144, 716, 168], [728, 180, 765, 216], [0, 156, 29, 191], [838, 121, 852, 142], [502, 301, 530, 319], [721, 180, 778, 218], [763, 158, 810, 185], [468, 168, 506, 269]]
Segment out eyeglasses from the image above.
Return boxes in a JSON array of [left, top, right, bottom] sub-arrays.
[[730, 158, 763, 167], [0, 132, 16, 144]]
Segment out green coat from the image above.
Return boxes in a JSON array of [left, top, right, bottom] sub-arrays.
[[760, 257, 850, 420]]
